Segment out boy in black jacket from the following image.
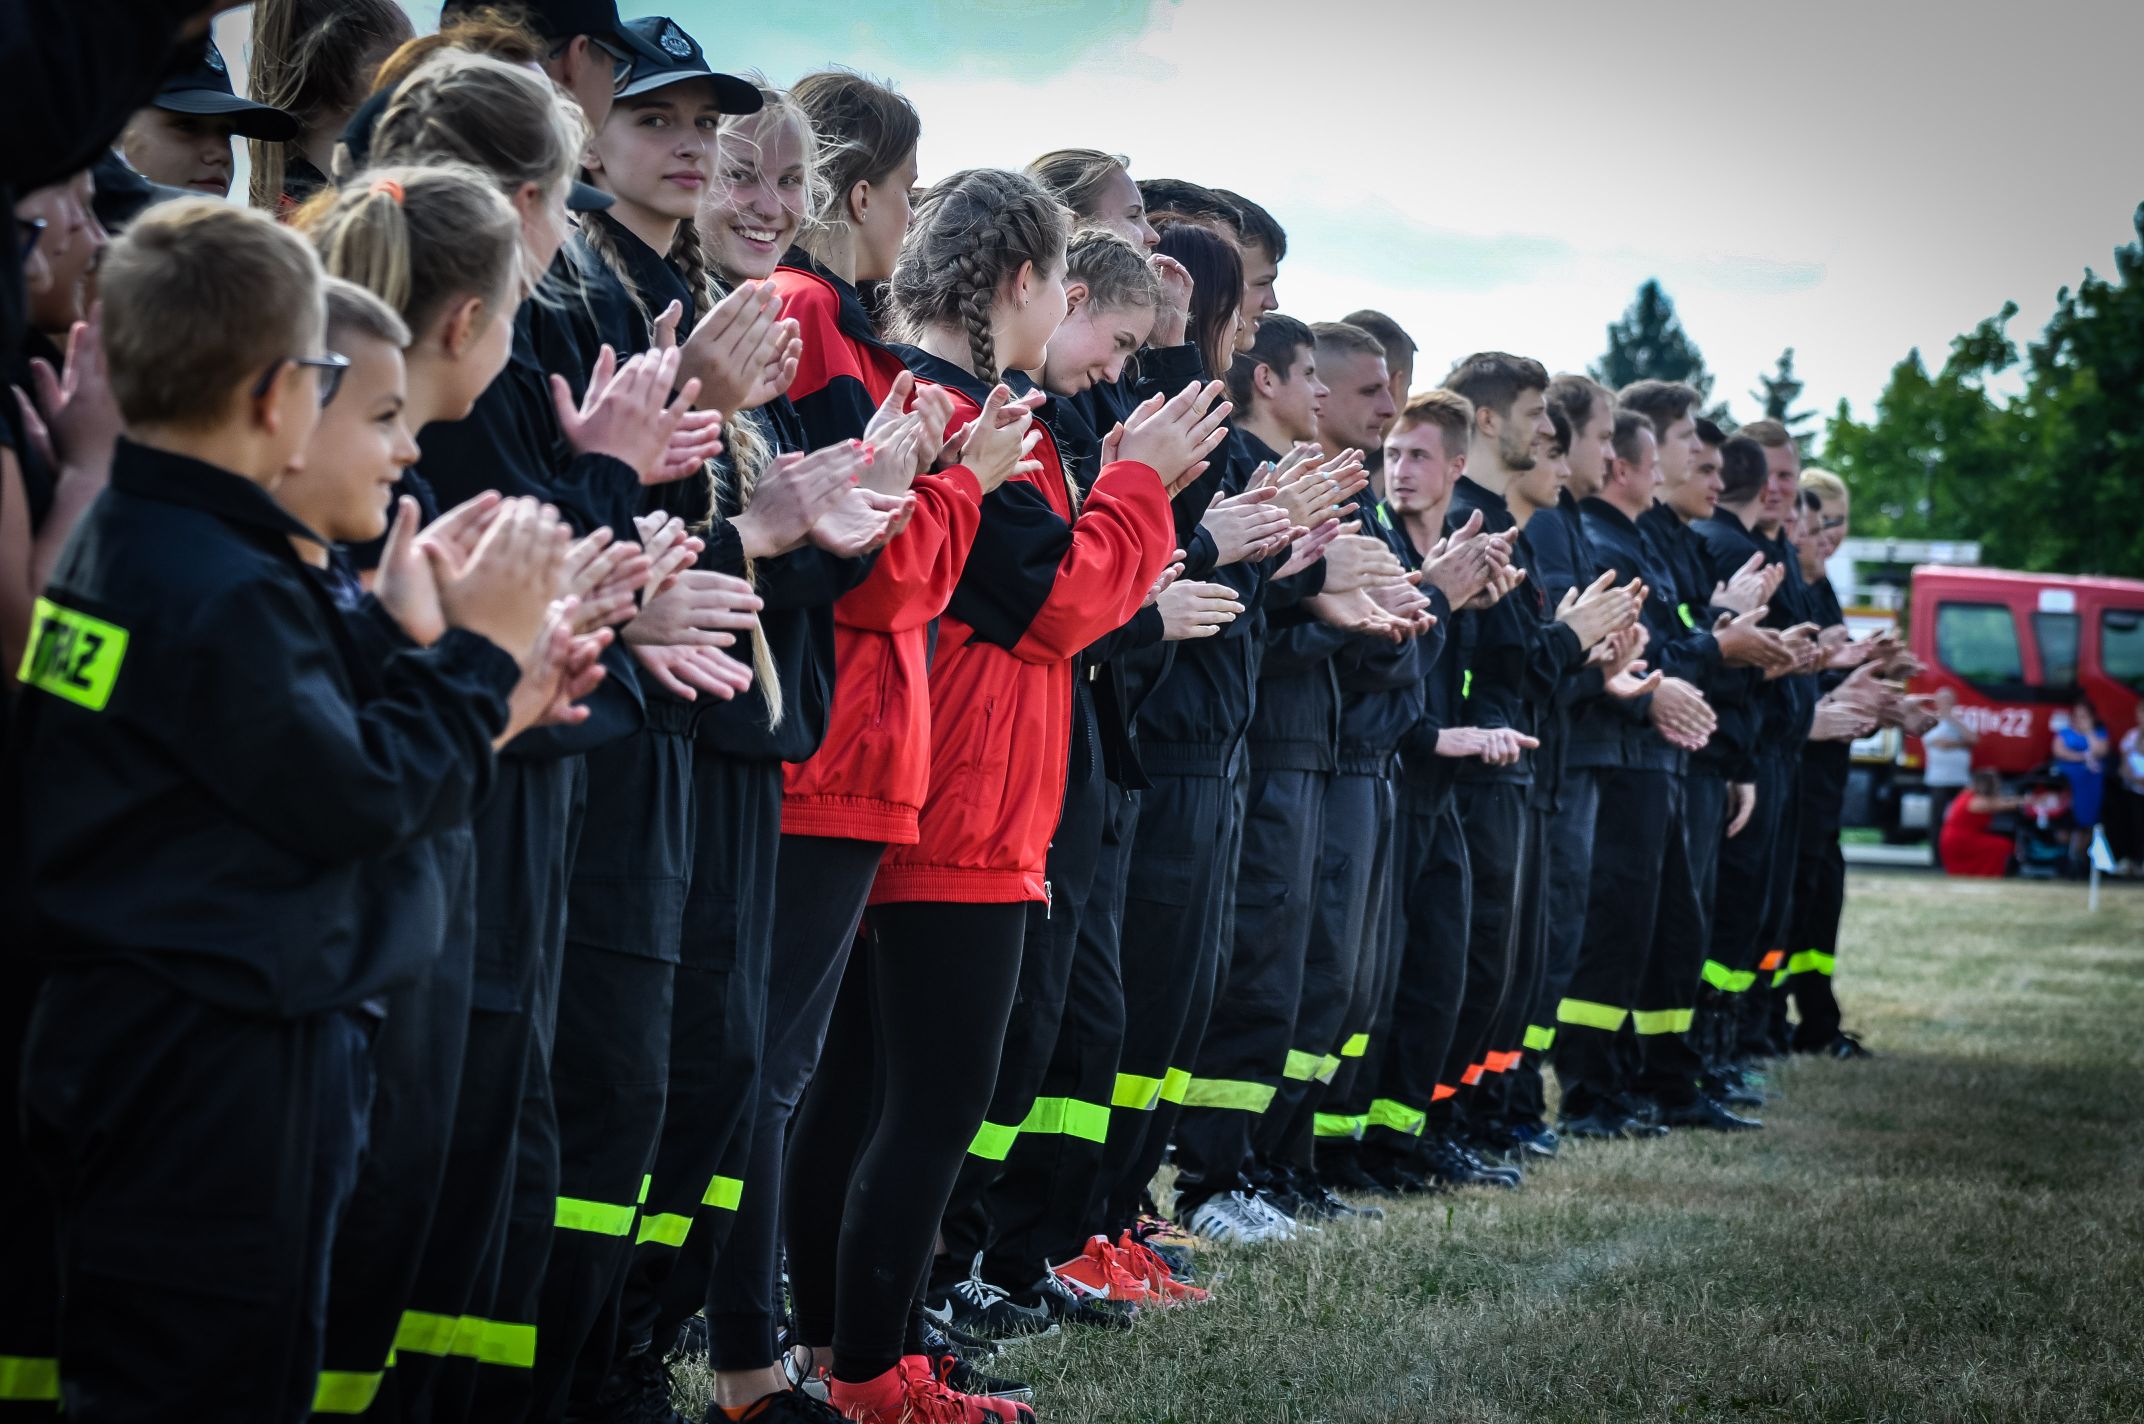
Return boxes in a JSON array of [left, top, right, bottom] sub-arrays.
[[8, 201, 554, 1422]]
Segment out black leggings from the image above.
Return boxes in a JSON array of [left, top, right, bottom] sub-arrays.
[[785, 901, 1027, 1384]]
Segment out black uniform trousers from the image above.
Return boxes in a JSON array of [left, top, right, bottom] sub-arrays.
[[1172, 766, 1326, 1214], [1677, 771, 1732, 1080], [1271, 768, 1388, 1178], [1553, 766, 1674, 1122], [21, 966, 373, 1424], [1786, 835, 1847, 1048], [1434, 780, 1529, 1134], [1512, 768, 1598, 1124], [528, 717, 695, 1423], [1314, 771, 1401, 1167], [392, 755, 583, 1424], [1698, 754, 1788, 1072], [1363, 792, 1471, 1163], [310, 847, 476, 1419], [1750, 751, 1808, 1058], [939, 757, 1108, 1288], [1095, 770, 1237, 1232], [1631, 775, 1709, 1108], [704, 834, 883, 1371], [0, 954, 59, 1422], [611, 755, 783, 1377]]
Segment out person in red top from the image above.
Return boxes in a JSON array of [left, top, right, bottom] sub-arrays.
[[1941, 769, 2019, 878], [789, 167, 1223, 1424]]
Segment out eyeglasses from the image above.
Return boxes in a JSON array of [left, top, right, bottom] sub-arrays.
[[554, 37, 635, 96], [16, 216, 47, 263], [252, 351, 353, 408]]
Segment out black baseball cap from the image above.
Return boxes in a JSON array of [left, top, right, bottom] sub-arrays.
[[614, 17, 762, 114], [336, 88, 615, 214], [153, 39, 300, 142], [443, 0, 677, 70]]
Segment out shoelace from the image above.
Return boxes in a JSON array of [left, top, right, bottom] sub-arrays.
[[1242, 1192, 1294, 1232], [949, 1273, 1014, 1311]]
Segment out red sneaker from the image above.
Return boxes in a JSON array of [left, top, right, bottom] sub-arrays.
[[1113, 1231, 1212, 1306], [903, 1354, 1036, 1422], [1047, 1234, 1153, 1306]]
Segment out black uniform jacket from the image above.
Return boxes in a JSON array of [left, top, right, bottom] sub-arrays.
[[12, 441, 516, 1016]]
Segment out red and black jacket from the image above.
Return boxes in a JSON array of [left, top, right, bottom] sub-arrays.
[[771, 251, 985, 843], [871, 348, 1177, 905]]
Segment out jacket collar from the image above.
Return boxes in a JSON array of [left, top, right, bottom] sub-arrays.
[[781, 246, 886, 351], [110, 437, 327, 549], [1580, 493, 1644, 537], [587, 211, 695, 327], [889, 343, 993, 404]]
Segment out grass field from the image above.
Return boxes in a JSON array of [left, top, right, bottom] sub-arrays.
[[682, 872, 2144, 1423]]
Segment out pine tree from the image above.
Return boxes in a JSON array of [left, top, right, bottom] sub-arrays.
[[1591, 279, 1714, 401], [1752, 346, 1817, 448]]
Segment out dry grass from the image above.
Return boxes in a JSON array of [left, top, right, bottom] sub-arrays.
[[680, 872, 2144, 1424]]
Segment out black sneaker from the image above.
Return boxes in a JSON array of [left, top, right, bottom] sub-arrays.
[[1454, 1141, 1524, 1185], [1508, 1121, 1559, 1158], [1660, 1096, 1764, 1132], [1361, 1153, 1436, 1195], [720, 1388, 846, 1423], [1024, 1270, 1134, 1330], [921, 1319, 998, 1364], [669, 1313, 710, 1364], [1319, 1155, 1394, 1197], [922, 1261, 1055, 1339], [1559, 1111, 1626, 1141], [1806, 1031, 1874, 1060], [1291, 1184, 1384, 1221], [1421, 1137, 1519, 1189], [580, 1348, 683, 1424]]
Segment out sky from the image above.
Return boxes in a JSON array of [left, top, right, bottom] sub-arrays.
[[219, 0, 2144, 434]]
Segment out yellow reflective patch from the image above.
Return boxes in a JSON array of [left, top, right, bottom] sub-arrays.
[[0, 1355, 59, 1402], [20, 597, 129, 711]]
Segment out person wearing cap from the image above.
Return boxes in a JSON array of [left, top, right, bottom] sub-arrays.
[[117, 37, 297, 199], [441, 0, 681, 130]]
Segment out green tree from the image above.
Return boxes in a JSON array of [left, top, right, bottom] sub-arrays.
[[1592, 279, 1715, 402], [1752, 346, 1818, 448]]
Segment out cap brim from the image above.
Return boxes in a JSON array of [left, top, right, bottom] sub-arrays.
[[568, 181, 616, 213], [155, 90, 301, 141], [615, 67, 763, 115]]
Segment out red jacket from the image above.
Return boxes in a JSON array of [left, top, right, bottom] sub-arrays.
[[772, 256, 983, 844], [873, 350, 1177, 905]]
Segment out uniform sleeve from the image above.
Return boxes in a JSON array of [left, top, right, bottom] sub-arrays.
[[947, 459, 1174, 665], [755, 544, 873, 612], [1084, 604, 1165, 663], [833, 467, 984, 632], [171, 580, 516, 863]]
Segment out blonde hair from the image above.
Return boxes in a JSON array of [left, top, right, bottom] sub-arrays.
[[890, 168, 1072, 381], [324, 275, 412, 350], [368, 6, 547, 96], [1799, 467, 1848, 507], [1065, 226, 1160, 315], [369, 51, 584, 213], [1396, 387, 1474, 460], [246, 0, 411, 211], [1026, 149, 1131, 222], [295, 164, 522, 339], [100, 198, 323, 429]]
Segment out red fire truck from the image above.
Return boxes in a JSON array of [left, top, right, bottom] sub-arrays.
[[1850, 566, 2144, 839]]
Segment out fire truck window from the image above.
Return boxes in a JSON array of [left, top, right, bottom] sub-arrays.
[[2104, 609, 2144, 692], [2033, 611, 2079, 687], [1935, 602, 2023, 687]]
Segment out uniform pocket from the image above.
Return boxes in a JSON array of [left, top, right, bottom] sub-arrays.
[[1126, 851, 1201, 909]]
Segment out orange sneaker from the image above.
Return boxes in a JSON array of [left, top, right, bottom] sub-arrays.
[[1046, 1234, 1153, 1306], [1113, 1231, 1213, 1306], [827, 1358, 1035, 1423]]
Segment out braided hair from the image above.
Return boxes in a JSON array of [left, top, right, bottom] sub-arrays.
[[888, 168, 1071, 382]]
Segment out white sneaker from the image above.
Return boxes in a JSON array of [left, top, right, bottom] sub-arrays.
[[1187, 1190, 1292, 1244], [1248, 1191, 1319, 1235]]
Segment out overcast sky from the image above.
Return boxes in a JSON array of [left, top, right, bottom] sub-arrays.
[[224, 0, 2144, 434]]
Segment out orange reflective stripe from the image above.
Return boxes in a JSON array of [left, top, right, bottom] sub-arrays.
[[1757, 949, 1785, 972], [1461, 1063, 1485, 1086], [1431, 1083, 1458, 1101]]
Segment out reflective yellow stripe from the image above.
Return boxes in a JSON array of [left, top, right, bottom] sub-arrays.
[[394, 1311, 536, 1368], [1632, 1007, 1695, 1035], [20, 596, 130, 711], [1678, 601, 1696, 629], [1158, 1067, 1192, 1104], [1340, 1032, 1370, 1058], [1702, 959, 1758, 993], [1787, 949, 1836, 978], [704, 1174, 743, 1211], [1556, 998, 1627, 1031], [1019, 1096, 1111, 1143], [0, 1355, 59, 1402], [555, 1195, 636, 1236], [1366, 1098, 1426, 1136], [1462, 668, 1474, 699], [1111, 1071, 1164, 1110], [636, 1211, 691, 1247], [1314, 1112, 1366, 1139], [967, 1120, 1019, 1161], [1523, 1024, 1556, 1052], [312, 1364, 389, 1414], [1315, 1054, 1343, 1083], [1180, 1077, 1277, 1112], [1282, 1049, 1322, 1082]]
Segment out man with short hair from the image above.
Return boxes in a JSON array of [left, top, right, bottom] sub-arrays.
[[1434, 353, 1634, 1174], [1342, 309, 1418, 496], [1213, 187, 1284, 344]]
